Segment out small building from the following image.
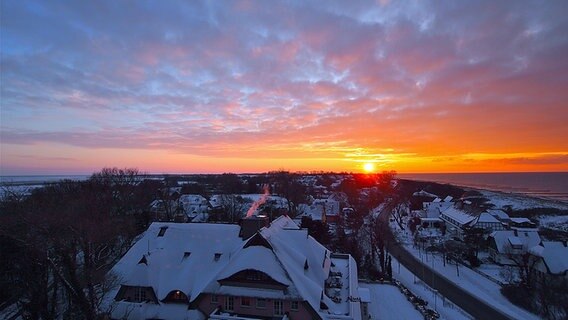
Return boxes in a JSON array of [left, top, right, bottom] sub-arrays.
[[422, 198, 453, 219], [510, 217, 537, 229], [488, 230, 542, 265], [529, 241, 568, 280], [299, 198, 341, 224], [472, 212, 506, 232], [439, 206, 476, 239], [486, 209, 511, 225], [178, 194, 209, 221]]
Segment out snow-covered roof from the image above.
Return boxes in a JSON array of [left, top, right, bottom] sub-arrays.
[[486, 209, 510, 221], [490, 230, 541, 253], [178, 194, 207, 204], [111, 223, 242, 303], [529, 241, 568, 275], [110, 215, 357, 319], [412, 190, 438, 198], [476, 212, 501, 224], [439, 206, 476, 226], [510, 217, 532, 224]]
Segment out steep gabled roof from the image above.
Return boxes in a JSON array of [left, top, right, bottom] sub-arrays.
[[440, 206, 476, 226], [530, 241, 568, 275], [476, 212, 501, 224], [490, 230, 541, 253], [111, 215, 348, 319], [110, 222, 242, 302]]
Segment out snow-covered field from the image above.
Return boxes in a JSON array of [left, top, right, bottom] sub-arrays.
[[479, 189, 568, 211], [537, 214, 568, 232], [358, 282, 424, 320], [388, 263, 472, 320]]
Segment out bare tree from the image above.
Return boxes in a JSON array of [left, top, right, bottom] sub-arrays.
[[503, 244, 539, 287], [218, 194, 248, 222], [270, 171, 307, 217], [0, 168, 145, 319]]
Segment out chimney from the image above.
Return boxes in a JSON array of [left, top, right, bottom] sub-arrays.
[[239, 215, 269, 239]]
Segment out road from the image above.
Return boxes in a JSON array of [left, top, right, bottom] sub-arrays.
[[376, 201, 514, 320]]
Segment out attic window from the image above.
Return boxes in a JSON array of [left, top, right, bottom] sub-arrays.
[[138, 255, 148, 265], [214, 253, 222, 261], [158, 227, 168, 237], [183, 252, 191, 259]]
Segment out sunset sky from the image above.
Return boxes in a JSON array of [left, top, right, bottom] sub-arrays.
[[1, 0, 567, 175]]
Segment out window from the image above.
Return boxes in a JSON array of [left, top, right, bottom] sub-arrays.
[[224, 296, 234, 311], [291, 301, 299, 311], [164, 290, 189, 303], [211, 295, 218, 304], [214, 253, 222, 261], [134, 287, 147, 302], [241, 297, 251, 307], [256, 298, 266, 309], [158, 227, 168, 237], [274, 300, 283, 315]]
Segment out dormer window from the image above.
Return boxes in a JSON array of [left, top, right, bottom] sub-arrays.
[[183, 252, 191, 259], [163, 290, 189, 304], [158, 226, 168, 237], [214, 253, 222, 261]]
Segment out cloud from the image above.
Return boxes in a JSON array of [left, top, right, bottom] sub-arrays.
[[1, 0, 568, 173]]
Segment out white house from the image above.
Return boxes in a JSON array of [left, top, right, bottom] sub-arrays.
[[107, 215, 363, 320], [471, 212, 506, 232], [439, 206, 476, 239], [486, 209, 511, 225], [299, 197, 341, 224], [178, 194, 209, 221], [529, 241, 568, 280], [488, 230, 542, 265]]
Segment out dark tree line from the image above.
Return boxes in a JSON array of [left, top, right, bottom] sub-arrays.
[[0, 168, 159, 320]]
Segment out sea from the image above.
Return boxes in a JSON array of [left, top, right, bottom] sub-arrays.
[[398, 172, 568, 202], [1, 172, 567, 202]]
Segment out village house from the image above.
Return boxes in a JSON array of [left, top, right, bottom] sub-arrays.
[[178, 194, 210, 222], [488, 229, 542, 265], [439, 206, 477, 239], [471, 212, 506, 233], [299, 197, 342, 224], [486, 209, 512, 226], [529, 241, 568, 281], [509, 217, 537, 229], [108, 215, 364, 320], [422, 196, 453, 218]]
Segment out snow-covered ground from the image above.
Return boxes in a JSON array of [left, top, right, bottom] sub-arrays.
[[537, 214, 568, 232], [479, 189, 568, 211], [390, 260, 473, 320], [358, 282, 424, 320]]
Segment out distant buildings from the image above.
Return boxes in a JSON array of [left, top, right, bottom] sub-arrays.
[[108, 215, 364, 320]]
